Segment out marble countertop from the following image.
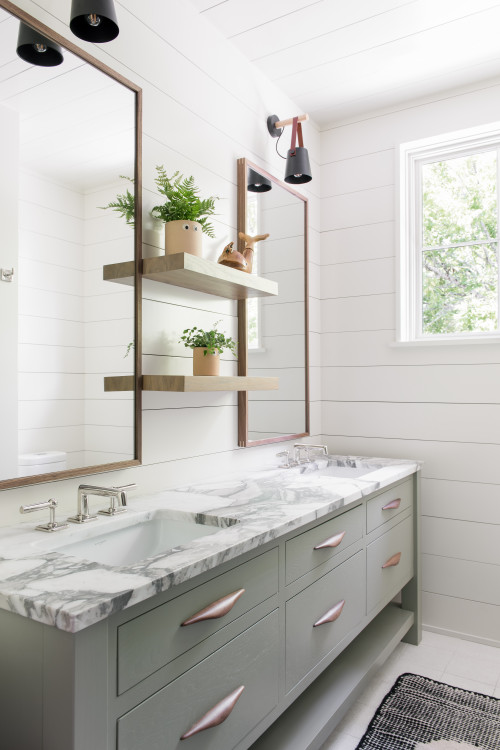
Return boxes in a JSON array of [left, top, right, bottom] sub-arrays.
[[0, 455, 419, 633]]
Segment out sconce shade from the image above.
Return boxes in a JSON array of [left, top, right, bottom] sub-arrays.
[[70, 0, 119, 42], [16, 22, 63, 66], [284, 118, 312, 184], [284, 147, 312, 184], [248, 168, 272, 193]]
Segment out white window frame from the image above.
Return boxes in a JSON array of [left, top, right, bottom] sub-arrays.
[[398, 122, 500, 344]]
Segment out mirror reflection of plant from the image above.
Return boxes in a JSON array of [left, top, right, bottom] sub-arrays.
[[179, 321, 237, 357], [124, 341, 135, 358], [151, 166, 218, 237], [100, 176, 135, 226]]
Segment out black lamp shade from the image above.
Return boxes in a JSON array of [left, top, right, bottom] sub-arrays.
[[284, 146, 312, 184], [248, 168, 272, 193], [16, 22, 63, 66], [70, 0, 119, 42]]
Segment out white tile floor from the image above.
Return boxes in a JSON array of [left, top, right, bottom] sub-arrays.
[[319, 630, 500, 750]]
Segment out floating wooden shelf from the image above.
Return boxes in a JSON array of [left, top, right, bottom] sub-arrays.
[[103, 253, 278, 299], [104, 375, 278, 393], [104, 376, 135, 392]]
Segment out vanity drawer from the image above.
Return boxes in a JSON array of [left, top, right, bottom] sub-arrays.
[[366, 479, 412, 534], [285, 505, 363, 584], [285, 550, 365, 692], [366, 515, 413, 613], [117, 548, 278, 694], [117, 610, 279, 750]]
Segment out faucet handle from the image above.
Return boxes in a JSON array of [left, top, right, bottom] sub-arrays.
[[20, 499, 68, 533], [276, 450, 291, 468]]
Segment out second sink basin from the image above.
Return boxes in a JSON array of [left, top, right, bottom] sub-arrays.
[[314, 465, 374, 479], [56, 510, 238, 566]]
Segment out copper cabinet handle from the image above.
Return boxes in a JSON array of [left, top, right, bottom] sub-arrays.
[[382, 498, 401, 510], [314, 531, 346, 550], [313, 599, 345, 627], [180, 685, 245, 739], [181, 589, 245, 627], [382, 552, 402, 568]]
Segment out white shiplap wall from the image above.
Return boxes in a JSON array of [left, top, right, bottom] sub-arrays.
[[0, 0, 320, 525], [83, 181, 135, 467], [320, 81, 500, 646], [18, 170, 86, 468]]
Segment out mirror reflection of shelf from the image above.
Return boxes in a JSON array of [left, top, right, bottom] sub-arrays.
[[104, 376, 279, 393], [103, 252, 278, 299]]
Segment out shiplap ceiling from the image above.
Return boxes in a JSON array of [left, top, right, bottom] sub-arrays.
[[0, 8, 134, 191], [191, 0, 500, 127]]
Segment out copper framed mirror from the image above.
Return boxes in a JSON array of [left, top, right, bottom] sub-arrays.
[[0, 0, 142, 489], [237, 157, 309, 447]]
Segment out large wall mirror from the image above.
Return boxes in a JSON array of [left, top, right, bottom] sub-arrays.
[[237, 158, 309, 446], [0, 1, 141, 489]]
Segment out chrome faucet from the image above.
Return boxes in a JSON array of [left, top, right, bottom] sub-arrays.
[[293, 443, 328, 464], [67, 483, 136, 524]]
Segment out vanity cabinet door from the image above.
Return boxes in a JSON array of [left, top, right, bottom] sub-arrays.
[[117, 610, 279, 750], [285, 505, 363, 584], [366, 479, 412, 534], [117, 548, 278, 694], [285, 550, 365, 692], [366, 515, 413, 614]]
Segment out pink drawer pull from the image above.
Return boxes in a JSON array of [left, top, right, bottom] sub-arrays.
[[314, 531, 346, 550], [181, 589, 245, 627], [382, 498, 401, 511], [382, 552, 402, 569], [180, 685, 245, 739], [313, 599, 345, 628]]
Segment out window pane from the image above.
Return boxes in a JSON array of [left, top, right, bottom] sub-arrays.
[[422, 244, 498, 334], [422, 151, 497, 248]]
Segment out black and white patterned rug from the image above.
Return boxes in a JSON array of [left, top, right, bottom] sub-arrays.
[[355, 673, 500, 750]]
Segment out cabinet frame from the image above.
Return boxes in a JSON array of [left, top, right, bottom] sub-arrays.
[[0, 472, 420, 750]]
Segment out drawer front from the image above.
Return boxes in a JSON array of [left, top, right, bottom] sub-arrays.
[[118, 548, 278, 694], [285, 505, 363, 585], [366, 479, 413, 534], [366, 515, 413, 613], [285, 550, 365, 692], [117, 611, 279, 750]]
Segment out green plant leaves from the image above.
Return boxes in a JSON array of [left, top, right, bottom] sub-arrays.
[[99, 176, 135, 226], [179, 321, 237, 357], [151, 166, 218, 237]]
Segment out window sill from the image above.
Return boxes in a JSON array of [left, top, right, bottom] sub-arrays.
[[392, 336, 500, 347]]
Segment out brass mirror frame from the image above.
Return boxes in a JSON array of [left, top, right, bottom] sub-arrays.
[[0, 0, 142, 490], [237, 157, 309, 447]]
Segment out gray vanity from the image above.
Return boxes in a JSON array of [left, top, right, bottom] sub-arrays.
[[0, 456, 420, 750]]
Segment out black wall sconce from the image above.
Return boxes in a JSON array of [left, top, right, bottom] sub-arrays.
[[16, 22, 64, 66], [70, 0, 119, 43], [247, 168, 272, 193], [267, 113, 312, 184]]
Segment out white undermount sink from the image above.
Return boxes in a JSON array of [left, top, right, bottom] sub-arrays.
[[314, 465, 374, 479], [58, 510, 238, 566], [11, 509, 239, 566]]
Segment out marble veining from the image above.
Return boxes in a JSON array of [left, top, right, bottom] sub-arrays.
[[0, 455, 419, 633]]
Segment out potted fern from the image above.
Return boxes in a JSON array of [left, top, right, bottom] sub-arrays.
[[151, 166, 218, 257], [179, 321, 237, 376], [99, 176, 135, 226]]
